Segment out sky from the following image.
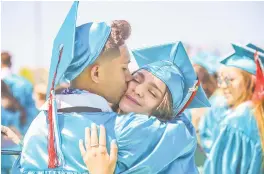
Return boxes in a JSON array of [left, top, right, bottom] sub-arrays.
[[2, 1, 264, 72]]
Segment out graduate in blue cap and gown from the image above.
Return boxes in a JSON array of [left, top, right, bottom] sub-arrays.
[[13, 2, 210, 173], [198, 43, 264, 155], [1, 52, 38, 135], [203, 43, 264, 174]]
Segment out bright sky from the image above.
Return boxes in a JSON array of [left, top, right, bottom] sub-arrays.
[[2, 1, 264, 72]]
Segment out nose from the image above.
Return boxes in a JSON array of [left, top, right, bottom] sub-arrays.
[[218, 78, 228, 89], [134, 84, 144, 98]]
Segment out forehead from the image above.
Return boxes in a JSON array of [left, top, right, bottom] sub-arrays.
[[220, 66, 242, 77], [135, 69, 166, 87]]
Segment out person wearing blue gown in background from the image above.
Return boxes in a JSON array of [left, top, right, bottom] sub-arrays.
[[199, 43, 264, 155], [203, 43, 264, 174], [1, 80, 22, 174], [1, 52, 38, 135], [183, 53, 225, 170], [12, 2, 211, 174], [184, 53, 222, 128]]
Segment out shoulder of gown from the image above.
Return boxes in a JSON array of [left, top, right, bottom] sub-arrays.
[[198, 95, 228, 153], [114, 113, 198, 173], [203, 102, 263, 174]]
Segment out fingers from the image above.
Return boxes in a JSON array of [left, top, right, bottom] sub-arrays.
[[110, 139, 118, 165], [79, 139, 86, 157], [91, 123, 99, 146], [85, 127, 91, 150], [1, 125, 21, 145], [1, 125, 8, 135], [99, 125, 106, 147]]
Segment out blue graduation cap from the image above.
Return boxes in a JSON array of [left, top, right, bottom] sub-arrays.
[[191, 52, 221, 75], [46, 1, 111, 98], [45, 1, 111, 168], [246, 43, 264, 54], [220, 43, 264, 75], [132, 42, 211, 116]]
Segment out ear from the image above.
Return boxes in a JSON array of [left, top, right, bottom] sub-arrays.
[[90, 64, 100, 83]]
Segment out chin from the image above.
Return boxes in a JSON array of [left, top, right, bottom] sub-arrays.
[[226, 99, 235, 107], [119, 98, 136, 114], [119, 102, 132, 114]]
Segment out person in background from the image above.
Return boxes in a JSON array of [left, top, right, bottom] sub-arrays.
[[183, 53, 224, 170], [185, 53, 221, 126], [1, 80, 22, 174], [1, 52, 38, 135], [203, 43, 264, 174], [199, 43, 264, 155]]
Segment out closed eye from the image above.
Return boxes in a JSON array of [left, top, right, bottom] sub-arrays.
[[132, 77, 140, 83], [149, 90, 156, 98]]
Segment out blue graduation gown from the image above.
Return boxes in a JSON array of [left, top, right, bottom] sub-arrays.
[[1, 107, 21, 174], [1, 106, 20, 128], [12, 93, 198, 174], [3, 74, 38, 134], [203, 102, 263, 174], [198, 95, 228, 154]]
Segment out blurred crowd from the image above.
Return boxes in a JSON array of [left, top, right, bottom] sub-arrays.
[[1, 52, 69, 173]]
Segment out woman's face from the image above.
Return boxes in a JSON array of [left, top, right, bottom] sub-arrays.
[[119, 69, 167, 115], [217, 67, 245, 106]]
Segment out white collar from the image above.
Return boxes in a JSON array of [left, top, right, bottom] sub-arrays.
[[41, 93, 113, 112]]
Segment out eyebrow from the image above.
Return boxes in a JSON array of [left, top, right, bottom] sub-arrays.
[[149, 82, 163, 95], [136, 72, 145, 81]]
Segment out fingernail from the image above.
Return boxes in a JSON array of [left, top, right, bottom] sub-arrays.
[[79, 139, 83, 144], [91, 123, 96, 128], [111, 139, 117, 144]]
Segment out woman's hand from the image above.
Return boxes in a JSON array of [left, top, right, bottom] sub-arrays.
[[1, 125, 22, 145], [79, 124, 118, 174]]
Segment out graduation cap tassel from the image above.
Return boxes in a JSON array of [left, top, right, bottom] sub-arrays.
[[48, 46, 64, 168], [177, 79, 200, 116], [252, 52, 264, 102]]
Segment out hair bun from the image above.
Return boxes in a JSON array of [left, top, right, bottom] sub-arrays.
[[110, 20, 131, 46]]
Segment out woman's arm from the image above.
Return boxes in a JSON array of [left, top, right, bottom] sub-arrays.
[[79, 124, 118, 174], [1, 125, 22, 145]]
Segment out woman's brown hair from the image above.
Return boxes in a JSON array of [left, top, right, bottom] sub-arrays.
[[232, 69, 255, 108], [253, 99, 264, 156], [151, 87, 174, 121]]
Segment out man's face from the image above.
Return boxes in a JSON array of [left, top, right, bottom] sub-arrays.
[[99, 44, 132, 104]]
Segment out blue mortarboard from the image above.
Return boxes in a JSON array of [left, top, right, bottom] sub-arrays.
[[191, 52, 221, 75], [46, 1, 111, 98], [132, 42, 211, 116], [220, 43, 264, 75], [246, 43, 264, 54]]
